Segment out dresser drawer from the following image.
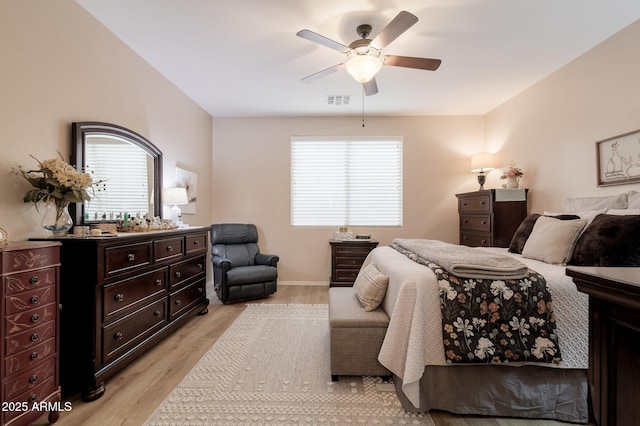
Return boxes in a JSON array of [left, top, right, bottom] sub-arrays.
[[333, 268, 360, 283], [169, 255, 206, 289], [460, 214, 492, 232], [102, 299, 167, 364], [5, 321, 56, 357], [460, 232, 492, 247], [169, 280, 205, 319], [104, 242, 152, 277], [5, 337, 56, 376], [3, 374, 58, 424], [5, 304, 56, 336], [1, 245, 60, 275], [4, 355, 56, 400], [103, 268, 167, 322], [185, 233, 207, 255], [154, 237, 184, 263], [4, 267, 57, 297], [5, 284, 55, 316], [458, 194, 492, 212]]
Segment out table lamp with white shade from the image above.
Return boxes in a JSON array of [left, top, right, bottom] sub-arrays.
[[163, 187, 189, 225], [470, 153, 495, 190]]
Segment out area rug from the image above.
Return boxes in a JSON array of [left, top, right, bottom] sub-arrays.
[[144, 304, 434, 425]]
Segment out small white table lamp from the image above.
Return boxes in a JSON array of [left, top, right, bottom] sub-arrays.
[[163, 187, 189, 225], [470, 153, 495, 190]]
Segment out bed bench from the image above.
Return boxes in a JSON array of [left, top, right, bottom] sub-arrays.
[[328, 287, 390, 381]]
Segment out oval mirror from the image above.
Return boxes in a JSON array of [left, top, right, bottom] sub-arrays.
[[70, 122, 162, 224]]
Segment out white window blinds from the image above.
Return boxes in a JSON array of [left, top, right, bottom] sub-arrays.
[[85, 137, 150, 219], [291, 137, 403, 227]]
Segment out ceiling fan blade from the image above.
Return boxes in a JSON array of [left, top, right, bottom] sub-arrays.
[[383, 55, 441, 71], [296, 29, 350, 53], [363, 77, 378, 96], [301, 63, 345, 83], [371, 11, 418, 50]]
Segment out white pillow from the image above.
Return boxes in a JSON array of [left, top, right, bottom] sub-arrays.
[[353, 263, 389, 312], [522, 216, 587, 265], [607, 208, 640, 215]]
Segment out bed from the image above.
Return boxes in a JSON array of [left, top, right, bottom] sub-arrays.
[[361, 191, 640, 423]]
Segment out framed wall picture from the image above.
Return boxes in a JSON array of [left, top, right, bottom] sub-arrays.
[[176, 167, 198, 214], [596, 129, 640, 186]]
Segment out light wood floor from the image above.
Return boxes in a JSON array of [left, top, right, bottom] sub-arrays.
[[32, 285, 585, 426]]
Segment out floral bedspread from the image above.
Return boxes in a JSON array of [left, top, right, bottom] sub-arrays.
[[391, 244, 562, 365]]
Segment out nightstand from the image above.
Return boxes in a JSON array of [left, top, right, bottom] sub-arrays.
[[566, 267, 640, 426], [329, 240, 378, 287], [456, 189, 528, 247]]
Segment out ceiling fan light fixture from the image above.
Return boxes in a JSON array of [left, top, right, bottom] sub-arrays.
[[345, 54, 383, 83]]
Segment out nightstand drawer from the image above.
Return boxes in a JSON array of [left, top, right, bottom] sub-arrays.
[[458, 195, 491, 212], [460, 214, 491, 232], [460, 232, 492, 247]]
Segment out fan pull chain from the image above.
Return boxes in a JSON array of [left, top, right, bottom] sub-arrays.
[[362, 86, 365, 127]]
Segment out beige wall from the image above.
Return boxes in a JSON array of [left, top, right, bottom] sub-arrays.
[[212, 116, 485, 283], [484, 19, 640, 212], [0, 1, 213, 240]]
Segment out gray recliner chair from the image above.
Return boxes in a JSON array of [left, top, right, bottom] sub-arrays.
[[210, 223, 278, 303]]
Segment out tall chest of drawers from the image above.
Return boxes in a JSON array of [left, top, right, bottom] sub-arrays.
[[33, 227, 209, 401], [1, 241, 61, 426], [456, 189, 528, 248]]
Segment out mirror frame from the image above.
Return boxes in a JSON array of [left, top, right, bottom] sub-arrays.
[[70, 122, 163, 225]]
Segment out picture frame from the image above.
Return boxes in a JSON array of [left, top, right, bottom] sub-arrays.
[[596, 129, 640, 186], [176, 167, 198, 214]]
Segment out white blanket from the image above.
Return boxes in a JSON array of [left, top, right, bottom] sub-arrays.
[[392, 238, 529, 279], [367, 245, 588, 409]]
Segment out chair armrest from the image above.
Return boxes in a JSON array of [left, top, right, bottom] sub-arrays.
[[212, 255, 232, 270], [256, 253, 279, 267]]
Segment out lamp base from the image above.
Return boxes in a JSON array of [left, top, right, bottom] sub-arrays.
[[170, 204, 181, 225], [477, 173, 486, 190]]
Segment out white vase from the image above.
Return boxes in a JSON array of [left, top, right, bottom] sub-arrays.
[[506, 176, 520, 189], [41, 201, 73, 236]]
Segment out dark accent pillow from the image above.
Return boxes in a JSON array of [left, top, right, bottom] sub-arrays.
[[508, 213, 581, 254], [570, 214, 640, 266]]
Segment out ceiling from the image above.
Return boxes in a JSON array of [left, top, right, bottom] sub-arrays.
[[75, 0, 640, 118]]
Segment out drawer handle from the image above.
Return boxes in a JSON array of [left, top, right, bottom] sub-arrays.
[[31, 333, 39, 342], [127, 253, 136, 261], [197, 287, 203, 294], [155, 279, 163, 286], [29, 394, 38, 402], [30, 352, 38, 361], [175, 271, 182, 278], [482, 239, 488, 244], [167, 246, 174, 252], [463, 202, 468, 206], [480, 201, 486, 205], [193, 240, 200, 246], [30, 276, 39, 285], [481, 220, 487, 225], [175, 299, 181, 306], [114, 294, 124, 302], [197, 263, 203, 270], [30, 295, 39, 304], [154, 310, 162, 317], [463, 219, 469, 224], [463, 236, 469, 241], [114, 332, 123, 340], [29, 375, 38, 384], [31, 314, 39, 323]]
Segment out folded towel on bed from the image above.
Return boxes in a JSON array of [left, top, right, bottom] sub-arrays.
[[391, 239, 529, 279]]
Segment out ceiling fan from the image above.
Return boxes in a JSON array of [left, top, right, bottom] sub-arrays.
[[296, 11, 441, 96]]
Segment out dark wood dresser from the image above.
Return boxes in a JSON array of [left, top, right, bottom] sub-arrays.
[[1, 241, 61, 425], [330, 240, 378, 287], [33, 227, 209, 401], [566, 267, 640, 426], [456, 189, 528, 247]]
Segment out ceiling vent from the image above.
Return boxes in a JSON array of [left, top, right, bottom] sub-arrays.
[[326, 95, 351, 106]]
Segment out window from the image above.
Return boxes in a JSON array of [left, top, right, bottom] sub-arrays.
[[291, 136, 403, 226]]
